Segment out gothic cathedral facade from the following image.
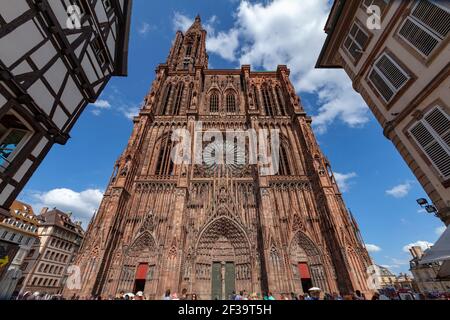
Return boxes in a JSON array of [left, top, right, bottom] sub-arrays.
[[67, 17, 372, 300]]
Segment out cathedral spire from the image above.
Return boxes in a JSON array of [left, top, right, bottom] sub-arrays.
[[167, 15, 208, 71]]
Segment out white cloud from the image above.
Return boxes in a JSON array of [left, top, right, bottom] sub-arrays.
[[334, 172, 357, 192], [91, 99, 111, 116], [386, 182, 413, 198], [29, 188, 103, 227], [234, 0, 369, 132], [172, 1, 370, 133], [173, 12, 194, 32], [403, 241, 433, 253], [435, 225, 446, 236], [365, 244, 382, 253], [92, 99, 111, 109], [138, 22, 153, 36]]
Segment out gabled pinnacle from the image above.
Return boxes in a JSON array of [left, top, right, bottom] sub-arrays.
[[187, 14, 203, 33]]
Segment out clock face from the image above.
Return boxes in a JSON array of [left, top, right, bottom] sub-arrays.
[[203, 140, 246, 173]]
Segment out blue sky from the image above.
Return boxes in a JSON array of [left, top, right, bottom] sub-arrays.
[[18, 0, 446, 275]]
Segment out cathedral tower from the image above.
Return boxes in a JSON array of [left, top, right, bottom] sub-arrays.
[[66, 17, 373, 299]]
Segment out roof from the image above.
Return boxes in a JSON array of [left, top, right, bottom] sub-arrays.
[[315, 0, 347, 69], [39, 209, 85, 236]]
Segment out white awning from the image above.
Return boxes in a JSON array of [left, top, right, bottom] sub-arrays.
[[420, 225, 450, 264]]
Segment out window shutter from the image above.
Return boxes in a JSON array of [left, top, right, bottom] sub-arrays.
[[424, 107, 450, 148], [410, 107, 450, 179], [412, 0, 450, 39], [399, 18, 440, 56], [399, 1, 449, 57], [369, 70, 394, 101], [376, 55, 408, 89], [369, 53, 409, 102]]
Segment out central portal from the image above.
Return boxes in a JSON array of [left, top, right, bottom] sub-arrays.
[[211, 262, 235, 300]]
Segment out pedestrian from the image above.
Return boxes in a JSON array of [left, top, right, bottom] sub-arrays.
[[191, 293, 198, 300], [171, 293, 180, 300], [181, 288, 188, 300], [371, 292, 380, 300], [163, 289, 171, 300], [353, 290, 365, 300], [267, 292, 275, 300]]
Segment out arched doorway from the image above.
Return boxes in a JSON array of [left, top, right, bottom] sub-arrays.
[[119, 231, 158, 297], [289, 232, 328, 294], [194, 217, 251, 300]]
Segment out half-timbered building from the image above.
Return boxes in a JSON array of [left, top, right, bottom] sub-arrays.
[[0, 0, 132, 218]]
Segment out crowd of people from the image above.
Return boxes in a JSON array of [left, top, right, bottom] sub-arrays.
[[12, 288, 448, 301]]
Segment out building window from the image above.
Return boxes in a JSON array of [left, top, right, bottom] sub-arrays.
[[409, 106, 450, 180], [155, 137, 174, 176], [262, 85, 276, 116], [368, 52, 410, 103], [1, 231, 7, 239], [275, 86, 287, 116], [9, 233, 15, 241], [186, 43, 193, 57], [253, 86, 260, 111], [226, 93, 236, 113], [91, 36, 107, 67], [278, 145, 292, 176], [210, 92, 219, 113], [0, 111, 33, 171], [161, 84, 173, 115], [173, 82, 185, 115], [398, 0, 450, 57], [343, 22, 369, 62]]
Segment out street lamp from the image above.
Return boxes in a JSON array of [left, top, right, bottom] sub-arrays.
[[416, 198, 439, 217]]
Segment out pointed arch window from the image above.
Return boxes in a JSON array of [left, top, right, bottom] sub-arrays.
[[253, 86, 260, 111], [262, 85, 276, 117], [173, 82, 185, 115], [226, 93, 236, 113], [278, 144, 292, 176], [155, 137, 174, 176], [187, 83, 194, 109], [210, 92, 219, 113], [161, 84, 173, 115], [276, 86, 287, 116], [186, 43, 193, 57]]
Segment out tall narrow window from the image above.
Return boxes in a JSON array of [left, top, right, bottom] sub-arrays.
[[0, 111, 33, 171], [226, 93, 236, 113], [253, 86, 260, 111], [275, 86, 287, 116], [187, 83, 194, 109], [262, 85, 276, 116], [398, 0, 450, 57], [409, 106, 450, 179], [368, 52, 410, 103], [186, 43, 193, 57], [210, 93, 219, 113], [343, 22, 369, 62], [173, 82, 185, 115], [278, 145, 292, 176], [155, 137, 174, 176], [161, 84, 172, 115]]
